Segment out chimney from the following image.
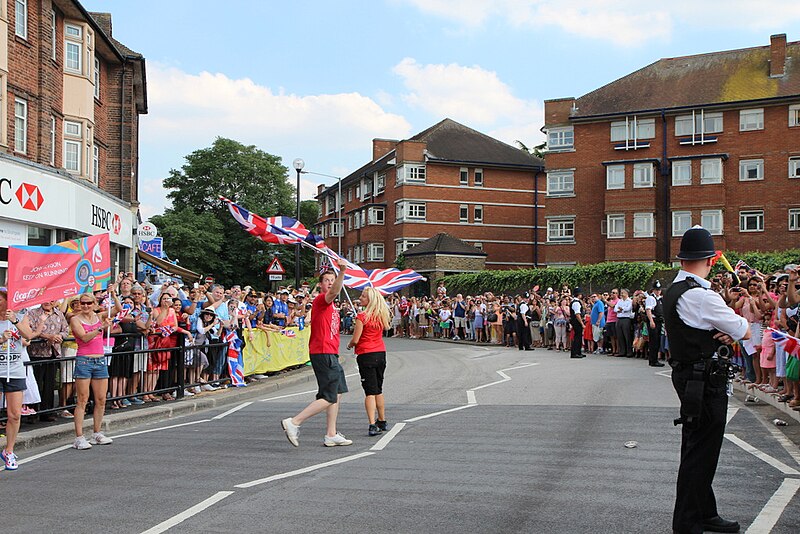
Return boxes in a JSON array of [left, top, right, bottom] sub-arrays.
[[372, 139, 397, 161], [770, 33, 787, 77]]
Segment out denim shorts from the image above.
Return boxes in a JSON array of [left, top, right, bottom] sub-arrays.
[[74, 356, 110, 380], [0, 377, 27, 393]]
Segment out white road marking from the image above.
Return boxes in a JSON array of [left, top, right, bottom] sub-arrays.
[[140, 491, 234, 534], [404, 404, 477, 422], [466, 390, 477, 405], [470, 378, 508, 391], [724, 434, 800, 475], [259, 389, 317, 401], [726, 407, 739, 424], [370, 422, 406, 451], [16, 444, 72, 465], [113, 419, 212, 439], [234, 451, 375, 489], [655, 369, 672, 378], [745, 478, 800, 534], [212, 401, 253, 420]]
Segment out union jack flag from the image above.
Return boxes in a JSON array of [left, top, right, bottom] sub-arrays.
[[280, 328, 297, 338], [768, 328, 800, 357], [365, 268, 426, 296], [734, 259, 752, 273], [113, 303, 133, 324], [223, 329, 246, 387], [155, 325, 175, 337]]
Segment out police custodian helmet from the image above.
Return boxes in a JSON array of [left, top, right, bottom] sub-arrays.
[[677, 225, 716, 260]]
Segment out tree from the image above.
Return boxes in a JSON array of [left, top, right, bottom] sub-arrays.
[[516, 140, 547, 160], [156, 137, 317, 288]]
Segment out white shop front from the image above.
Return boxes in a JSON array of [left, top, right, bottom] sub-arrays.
[[0, 156, 136, 284]]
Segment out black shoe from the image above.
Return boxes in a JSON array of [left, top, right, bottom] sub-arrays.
[[570, 354, 585, 359], [649, 362, 665, 367], [702, 516, 740, 533], [376, 420, 388, 432], [368, 424, 382, 436]]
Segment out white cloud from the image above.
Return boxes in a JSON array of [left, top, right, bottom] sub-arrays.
[[137, 63, 413, 216], [393, 58, 544, 145], [402, 0, 800, 46]]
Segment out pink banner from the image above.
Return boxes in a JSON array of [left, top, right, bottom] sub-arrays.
[[7, 234, 111, 310]]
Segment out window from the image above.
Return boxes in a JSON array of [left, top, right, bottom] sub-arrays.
[[94, 57, 100, 98], [65, 24, 82, 38], [347, 188, 352, 202], [473, 242, 483, 251], [700, 158, 723, 184], [51, 10, 57, 60], [633, 213, 654, 238], [64, 140, 80, 172], [701, 210, 723, 235], [789, 157, 800, 178], [672, 161, 692, 186], [610, 117, 655, 142], [92, 144, 99, 184], [789, 209, 800, 231], [474, 168, 483, 186], [355, 184, 360, 198], [672, 211, 692, 237], [65, 41, 81, 72], [325, 195, 334, 215], [460, 167, 468, 185], [547, 217, 575, 243], [50, 116, 56, 165], [319, 225, 326, 239], [396, 240, 422, 256], [548, 127, 574, 150], [15, 0, 27, 39], [459, 204, 468, 222], [739, 159, 764, 181], [363, 180, 373, 200], [739, 210, 764, 232], [347, 214, 352, 231], [330, 221, 343, 237], [0, 74, 6, 147], [789, 105, 800, 127], [367, 206, 384, 225], [547, 171, 574, 197], [675, 111, 723, 136], [606, 214, 625, 239], [367, 243, 384, 262], [396, 163, 426, 185], [474, 205, 483, 223], [353, 210, 362, 229], [633, 163, 653, 188], [396, 201, 426, 222], [14, 98, 27, 153], [64, 120, 81, 137], [739, 108, 764, 131], [376, 174, 385, 195], [606, 165, 625, 189]]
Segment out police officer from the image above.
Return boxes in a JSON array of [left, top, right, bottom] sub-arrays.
[[645, 280, 665, 367], [569, 287, 585, 358], [664, 226, 750, 534]]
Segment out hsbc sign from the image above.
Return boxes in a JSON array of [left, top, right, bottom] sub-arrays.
[[0, 160, 133, 248]]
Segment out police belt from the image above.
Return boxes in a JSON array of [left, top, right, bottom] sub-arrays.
[[670, 359, 712, 427]]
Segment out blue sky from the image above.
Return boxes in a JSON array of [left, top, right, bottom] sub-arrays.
[[82, 0, 800, 220]]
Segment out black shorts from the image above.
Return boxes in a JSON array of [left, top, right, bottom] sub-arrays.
[[0, 377, 27, 393], [310, 353, 348, 403], [356, 351, 386, 396]]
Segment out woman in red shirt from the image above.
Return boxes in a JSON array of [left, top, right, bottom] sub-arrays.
[[347, 287, 391, 436]]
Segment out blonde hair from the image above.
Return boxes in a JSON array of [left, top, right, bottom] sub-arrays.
[[361, 287, 391, 330]]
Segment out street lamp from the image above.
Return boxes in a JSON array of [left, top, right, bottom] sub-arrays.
[[301, 169, 343, 256], [292, 158, 304, 289]]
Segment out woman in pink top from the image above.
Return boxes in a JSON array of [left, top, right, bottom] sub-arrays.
[[70, 294, 115, 450], [606, 289, 619, 356]]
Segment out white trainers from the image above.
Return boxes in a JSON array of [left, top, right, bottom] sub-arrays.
[[193, 386, 202, 394], [281, 417, 300, 447], [89, 432, 113, 445], [253, 374, 267, 380], [73, 436, 92, 450], [183, 389, 195, 397], [201, 384, 217, 391], [324, 432, 353, 447]]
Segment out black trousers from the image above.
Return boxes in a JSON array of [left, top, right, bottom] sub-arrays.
[[31, 356, 57, 412], [517, 320, 531, 349], [648, 320, 663, 364], [616, 317, 633, 357], [671, 365, 728, 534], [570, 318, 583, 356]]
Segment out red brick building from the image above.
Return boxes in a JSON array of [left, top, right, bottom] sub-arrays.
[[1, 0, 146, 281], [543, 34, 800, 266], [315, 119, 545, 272]]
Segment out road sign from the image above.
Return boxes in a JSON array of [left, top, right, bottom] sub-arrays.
[[269, 274, 283, 281], [267, 257, 285, 274], [139, 237, 164, 258], [137, 222, 158, 240], [205, 276, 215, 284]]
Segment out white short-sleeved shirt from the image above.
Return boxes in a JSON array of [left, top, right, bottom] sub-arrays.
[[571, 300, 582, 316], [672, 270, 749, 341], [645, 293, 658, 311]]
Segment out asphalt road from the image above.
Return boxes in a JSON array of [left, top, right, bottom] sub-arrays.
[[3, 338, 799, 533]]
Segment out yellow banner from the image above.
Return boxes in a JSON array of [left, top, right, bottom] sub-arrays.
[[241, 327, 310, 375]]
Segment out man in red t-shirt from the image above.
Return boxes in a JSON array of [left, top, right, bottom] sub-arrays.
[[282, 258, 353, 447]]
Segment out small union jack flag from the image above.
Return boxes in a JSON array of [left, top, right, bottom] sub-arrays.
[[768, 328, 800, 357], [223, 329, 246, 387], [155, 325, 175, 337], [280, 329, 297, 338], [113, 303, 133, 324]]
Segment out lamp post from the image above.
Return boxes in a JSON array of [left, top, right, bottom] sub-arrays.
[[301, 169, 343, 256], [292, 158, 304, 289]]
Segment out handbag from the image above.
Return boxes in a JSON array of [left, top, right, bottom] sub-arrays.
[[487, 312, 498, 323], [787, 355, 799, 382]]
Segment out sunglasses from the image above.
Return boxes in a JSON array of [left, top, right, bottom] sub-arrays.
[[79, 301, 93, 305]]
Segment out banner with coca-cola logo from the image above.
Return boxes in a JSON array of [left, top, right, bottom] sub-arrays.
[[7, 234, 111, 310]]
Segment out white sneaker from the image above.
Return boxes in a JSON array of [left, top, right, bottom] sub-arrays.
[[324, 432, 353, 447], [281, 417, 300, 447], [89, 432, 113, 445], [453, 336, 460, 341], [193, 386, 202, 394], [202, 384, 217, 392], [253, 374, 267, 380], [183, 389, 195, 397], [73, 436, 92, 450]]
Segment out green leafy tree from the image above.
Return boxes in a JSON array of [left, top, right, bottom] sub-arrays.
[[156, 137, 318, 288], [516, 140, 547, 160]]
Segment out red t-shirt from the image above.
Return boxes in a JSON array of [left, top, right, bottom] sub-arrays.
[[309, 292, 340, 354], [354, 312, 386, 355]]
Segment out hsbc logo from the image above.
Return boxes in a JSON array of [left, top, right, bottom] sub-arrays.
[[0, 178, 44, 211], [91, 204, 122, 235]]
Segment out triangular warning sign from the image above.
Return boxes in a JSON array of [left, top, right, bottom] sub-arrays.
[[267, 257, 285, 274]]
